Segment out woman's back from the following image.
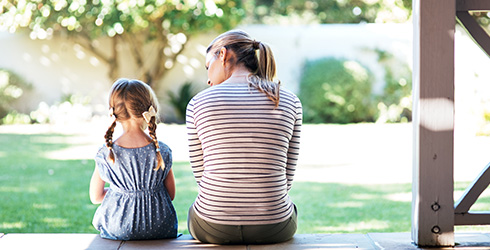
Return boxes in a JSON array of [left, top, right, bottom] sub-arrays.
[[187, 81, 302, 225]]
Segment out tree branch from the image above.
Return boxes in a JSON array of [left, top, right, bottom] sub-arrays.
[[76, 33, 111, 65]]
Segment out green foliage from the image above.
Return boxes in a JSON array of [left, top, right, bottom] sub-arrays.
[[244, 0, 412, 24], [167, 82, 198, 123], [0, 1, 245, 87], [299, 58, 377, 124], [29, 95, 93, 124], [1, 111, 31, 125], [0, 0, 243, 39], [0, 69, 31, 124], [375, 49, 412, 123]]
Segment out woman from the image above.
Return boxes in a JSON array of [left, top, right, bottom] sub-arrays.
[[186, 30, 302, 244]]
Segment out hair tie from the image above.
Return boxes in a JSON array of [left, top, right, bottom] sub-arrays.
[[142, 106, 157, 123], [253, 40, 260, 50]]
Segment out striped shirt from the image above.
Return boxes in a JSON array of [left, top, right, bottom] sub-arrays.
[[186, 82, 302, 225]]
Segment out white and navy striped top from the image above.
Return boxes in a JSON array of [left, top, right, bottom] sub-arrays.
[[186, 81, 302, 225]]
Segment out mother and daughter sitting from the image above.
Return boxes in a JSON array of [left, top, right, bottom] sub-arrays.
[[89, 30, 303, 245]]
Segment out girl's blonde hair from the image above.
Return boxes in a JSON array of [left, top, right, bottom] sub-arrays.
[[105, 78, 164, 170], [207, 30, 280, 107]]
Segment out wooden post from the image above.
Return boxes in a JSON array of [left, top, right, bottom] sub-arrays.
[[411, 0, 455, 247]]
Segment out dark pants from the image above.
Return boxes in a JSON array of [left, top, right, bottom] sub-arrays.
[[187, 204, 297, 245]]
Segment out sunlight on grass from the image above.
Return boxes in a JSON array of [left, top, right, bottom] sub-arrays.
[[471, 203, 490, 210], [350, 193, 378, 200], [43, 218, 69, 228], [33, 203, 56, 209], [385, 192, 412, 202], [29, 135, 70, 144], [44, 148, 95, 160], [328, 201, 364, 208], [1, 222, 25, 229], [0, 186, 38, 193]]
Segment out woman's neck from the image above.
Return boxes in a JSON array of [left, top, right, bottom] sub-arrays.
[[223, 66, 251, 84]]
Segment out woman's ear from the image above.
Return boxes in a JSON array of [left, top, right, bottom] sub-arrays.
[[219, 47, 227, 65]]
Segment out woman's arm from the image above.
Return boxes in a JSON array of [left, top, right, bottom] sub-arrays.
[[164, 168, 176, 201], [286, 98, 303, 191], [89, 166, 107, 204], [186, 100, 205, 184]]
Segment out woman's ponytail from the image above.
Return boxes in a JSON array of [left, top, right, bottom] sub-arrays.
[[255, 41, 276, 82], [250, 40, 280, 107]]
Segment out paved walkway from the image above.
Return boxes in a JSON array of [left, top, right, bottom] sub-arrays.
[[2, 233, 490, 249]]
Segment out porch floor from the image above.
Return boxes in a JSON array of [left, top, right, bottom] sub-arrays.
[[1, 232, 490, 250]]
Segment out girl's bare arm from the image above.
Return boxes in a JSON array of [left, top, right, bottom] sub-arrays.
[[89, 166, 107, 204]]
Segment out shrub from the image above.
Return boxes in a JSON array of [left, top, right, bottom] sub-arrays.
[[0, 69, 32, 124], [29, 94, 93, 124], [375, 49, 412, 123], [299, 58, 377, 124], [167, 82, 199, 123]]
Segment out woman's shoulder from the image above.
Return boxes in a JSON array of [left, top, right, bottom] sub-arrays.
[[279, 87, 297, 98], [191, 86, 217, 102], [191, 83, 241, 101], [280, 87, 301, 103]]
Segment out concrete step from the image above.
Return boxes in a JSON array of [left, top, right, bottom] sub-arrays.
[[1, 233, 490, 250]]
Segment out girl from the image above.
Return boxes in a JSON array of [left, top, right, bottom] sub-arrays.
[[90, 78, 178, 240], [186, 30, 302, 244]]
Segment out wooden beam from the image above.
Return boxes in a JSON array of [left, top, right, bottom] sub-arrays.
[[457, 0, 490, 11], [455, 212, 490, 225], [412, 0, 455, 247], [456, 11, 490, 58], [455, 163, 490, 214]]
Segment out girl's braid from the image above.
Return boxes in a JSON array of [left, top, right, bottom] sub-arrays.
[[105, 119, 117, 163], [148, 116, 164, 170]]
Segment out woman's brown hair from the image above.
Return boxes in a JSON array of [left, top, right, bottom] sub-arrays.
[[105, 78, 164, 170], [207, 30, 280, 107]]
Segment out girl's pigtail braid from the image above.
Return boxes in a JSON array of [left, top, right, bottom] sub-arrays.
[[105, 119, 117, 163], [148, 116, 164, 170]]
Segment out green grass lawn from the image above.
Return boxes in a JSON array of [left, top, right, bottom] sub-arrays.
[[1, 133, 489, 234]]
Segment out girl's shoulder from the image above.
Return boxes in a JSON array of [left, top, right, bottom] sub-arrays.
[[96, 144, 109, 157], [157, 141, 171, 154]]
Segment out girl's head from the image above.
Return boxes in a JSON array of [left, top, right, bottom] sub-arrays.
[[105, 78, 164, 170], [206, 30, 280, 106]]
